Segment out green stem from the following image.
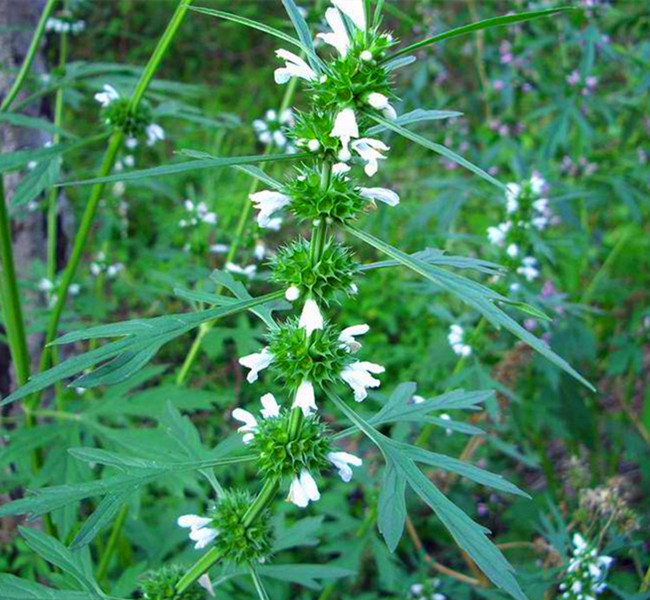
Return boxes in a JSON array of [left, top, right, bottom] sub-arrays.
[[249, 563, 270, 600], [46, 11, 69, 286], [0, 185, 30, 389], [39, 0, 194, 376], [175, 75, 299, 386], [176, 547, 222, 594], [0, 0, 57, 112], [242, 477, 279, 527], [37, 131, 123, 374], [96, 503, 128, 583]]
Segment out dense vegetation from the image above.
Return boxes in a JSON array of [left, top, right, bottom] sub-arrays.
[[1, 1, 648, 599]]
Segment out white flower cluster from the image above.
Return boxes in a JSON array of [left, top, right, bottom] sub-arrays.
[[178, 199, 217, 229], [559, 534, 613, 600], [273, 0, 396, 177], [239, 300, 384, 417], [38, 277, 80, 308], [89, 251, 124, 278], [45, 17, 85, 34], [252, 108, 296, 152], [410, 578, 446, 600], [447, 324, 472, 357], [250, 183, 399, 230], [93, 84, 165, 147], [231, 393, 362, 508], [486, 173, 555, 287], [225, 262, 256, 280]]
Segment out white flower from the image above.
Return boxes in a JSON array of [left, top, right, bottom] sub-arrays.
[[177, 514, 218, 549], [360, 50, 373, 61], [317, 7, 350, 58], [293, 380, 317, 416], [299, 298, 324, 337], [260, 393, 280, 419], [367, 92, 397, 120], [69, 283, 81, 295], [506, 243, 519, 258], [351, 138, 389, 176], [232, 393, 281, 443], [331, 108, 359, 161], [145, 123, 165, 146], [285, 285, 301, 301], [505, 183, 521, 213], [231, 408, 258, 444], [250, 189, 292, 228], [287, 469, 321, 507], [332, 0, 366, 31], [448, 324, 472, 357], [274, 49, 317, 84], [338, 323, 369, 352], [94, 84, 119, 107], [440, 413, 453, 435], [226, 262, 256, 279], [209, 243, 229, 254], [359, 186, 400, 207], [254, 242, 266, 261], [517, 256, 539, 281], [530, 172, 546, 195], [340, 361, 385, 402], [38, 278, 54, 292], [239, 347, 275, 383], [332, 162, 351, 175], [328, 451, 362, 482], [487, 221, 511, 246], [90, 263, 101, 276], [307, 139, 320, 152], [198, 574, 214, 597]]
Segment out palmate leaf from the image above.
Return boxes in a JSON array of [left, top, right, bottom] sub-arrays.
[[0, 112, 73, 137], [0, 133, 107, 174], [370, 114, 504, 190], [0, 290, 284, 407], [11, 156, 61, 208], [19, 528, 103, 596], [346, 225, 594, 391], [384, 7, 575, 61], [0, 575, 103, 600], [326, 389, 527, 600], [59, 152, 309, 187]]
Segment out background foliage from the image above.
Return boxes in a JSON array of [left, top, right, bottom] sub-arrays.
[[1, 1, 649, 599]]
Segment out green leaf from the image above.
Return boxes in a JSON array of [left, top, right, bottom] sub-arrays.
[[0, 133, 107, 174], [1, 290, 284, 406], [11, 156, 61, 208], [19, 528, 103, 595], [190, 7, 304, 50], [69, 493, 128, 550], [366, 109, 463, 135], [370, 114, 504, 190], [402, 444, 529, 497], [258, 564, 356, 590], [326, 389, 527, 600], [385, 7, 575, 61], [280, 0, 324, 73], [0, 112, 73, 137], [59, 152, 309, 187], [0, 575, 98, 600], [377, 462, 407, 552], [234, 164, 284, 191], [360, 247, 505, 277], [346, 225, 594, 391], [272, 516, 323, 552]]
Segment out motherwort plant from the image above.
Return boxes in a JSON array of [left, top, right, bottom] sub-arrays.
[[0, 2, 589, 599]]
